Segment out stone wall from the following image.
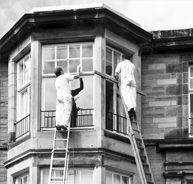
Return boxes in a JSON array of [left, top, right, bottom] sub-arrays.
[[0, 60, 8, 184], [142, 53, 189, 140]]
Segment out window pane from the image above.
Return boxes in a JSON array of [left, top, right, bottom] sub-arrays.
[[44, 47, 55, 60], [69, 45, 80, 58], [106, 48, 112, 62], [122, 176, 128, 184], [106, 63, 112, 75], [69, 59, 80, 73], [106, 172, 112, 184], [57, 60, 68, 73], [190, 79, 193, 89], [23, 176, 28, 184], [114, 52, 121, 70], [82, 45, 92, 57], [44, 61, 55, 74], [114, 174, 121, 184], [57, 46, 67, 59], [191, 67, 193, 77], [81, 170, 93, 184], [82, 59, 93, 72], [71, 76, 93, 109], [42, 78, 56, 110]]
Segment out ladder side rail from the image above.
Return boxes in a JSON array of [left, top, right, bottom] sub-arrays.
[[118, 83, 148, 184], [48, 130, 57, 184], [122, 101, 148, 184], [135, 123, 155, 184]]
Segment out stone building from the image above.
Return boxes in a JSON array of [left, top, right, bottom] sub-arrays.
[[0, 3, 193, 184]]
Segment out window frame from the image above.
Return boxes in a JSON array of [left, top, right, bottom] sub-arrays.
[[15, 173, 29, 184], [17, 54, 31, 121], [42, 42, 94, 76], [106, 170, 132, 184]]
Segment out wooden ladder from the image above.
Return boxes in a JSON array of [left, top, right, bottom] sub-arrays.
[[119, 87, 155, 184], [48, 125, 70, 184]]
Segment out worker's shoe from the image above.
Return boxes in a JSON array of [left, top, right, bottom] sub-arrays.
[[61, 125, 68, 131], [128, 108, 136, 122], [55, 125, 61, 131]]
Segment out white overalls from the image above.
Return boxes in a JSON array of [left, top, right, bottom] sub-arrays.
[[55, 74, 74, 126], [115, 60, 136, 111]]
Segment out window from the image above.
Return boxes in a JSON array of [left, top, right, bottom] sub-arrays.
[[17, 54, 31, 120], [41, 168, 93, 184], [105, 46, 122, 77], [42, 43, 93, 75], [189, 66, 193, 136], [105, 47, 127, 134], [41, 43, 94, 129], [106, 171, 132, 184], [15, 173, 29, 184]]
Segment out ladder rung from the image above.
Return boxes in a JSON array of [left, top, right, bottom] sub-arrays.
[[55, 138, 68, 141], [138, 145, 144, 150], [135, 137, 141, 142], [52, 168, 64, 171], [145, 172, 151, 176], [51, 177, 64, 181]]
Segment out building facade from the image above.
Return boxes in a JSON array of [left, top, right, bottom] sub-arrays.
[[1, 3, 193, 184]]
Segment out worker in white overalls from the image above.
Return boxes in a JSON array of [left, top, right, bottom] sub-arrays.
[[54, 65, 81, 130], [114, 59, 137, 120]]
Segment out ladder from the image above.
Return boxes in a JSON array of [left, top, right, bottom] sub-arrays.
[[119, 86, 155, 184], [48, 125, 71, 184]]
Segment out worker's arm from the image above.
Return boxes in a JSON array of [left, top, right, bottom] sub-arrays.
[[73, 65, 81, 79], [114, 72, 119, 81], [71, 78, 84, 97]]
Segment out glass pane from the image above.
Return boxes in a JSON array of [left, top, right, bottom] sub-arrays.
[[114, 52, 121, 70], [114, 174, 121, 184], [106, 48, 112, 62], [42, 78, 56, 110], [69, 45, 80, 58], [57, 46, 67, 59], [106, 62, 112, 75], [191, 67, 193, 77], [82, 45, 93, 57], [57, 60, 68, 73], [69, 59, 80, 73], [190, 94, 193, 118], [22, 90, 28, 117], [44, 61, 55, 74], [190, 79, 193, 89], [71, 76, 93, 109], [122, 176, 128, 184], [82, 59, 93, 72], [106, 172, 112, 184], [44, 47, 55, 60], [23, 176, 28, 184], [42, 169, 49, 184], [19, 73, 23, 87], [81, 170, 93, 184]]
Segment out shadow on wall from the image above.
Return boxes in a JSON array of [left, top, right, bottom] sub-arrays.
[[164, 127, 189, 139]]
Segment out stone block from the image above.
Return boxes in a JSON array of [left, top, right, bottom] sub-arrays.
[[158, 123, 177, 128], [177, 73, 182, 84], [177, 96, 182, 105], [148, 63, 165, 70], [142, 80, 156, 87], [142, 69, 165, 75], [182, 54, 193, 61], [183, 83, 188, 94], [183, 72, 188, 83], [153, 117, 176, 123], [166, 63, 182, 73], [166, 84, 182, 95], [143, 107, 164, 117], [183, 61, 188, 72], [157, 79, 177, 85], [142, 118, 153, 124], [149, 101, 176, 107], [165, 106, 182, 117]]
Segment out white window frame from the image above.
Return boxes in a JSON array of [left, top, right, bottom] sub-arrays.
[[17, 54, 31, 121], [15, 173, 29, 184], [106, 170, 132, 184], [42, 42, 94, 76]]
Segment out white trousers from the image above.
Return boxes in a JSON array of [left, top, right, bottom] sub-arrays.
[[121, 80, 136, 111], [56, 96, 72, 126]]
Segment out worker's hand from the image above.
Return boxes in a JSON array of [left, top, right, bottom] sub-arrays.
[[77, 64, 81, 72]]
